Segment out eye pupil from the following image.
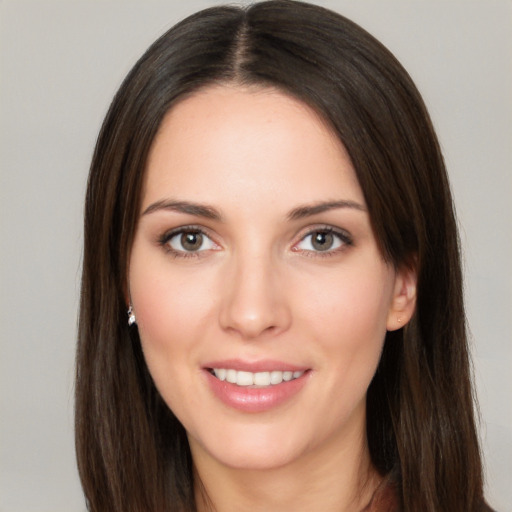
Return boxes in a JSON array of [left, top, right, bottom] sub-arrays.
[[312, 231, 333, 251], [181, 232, 203, 251]]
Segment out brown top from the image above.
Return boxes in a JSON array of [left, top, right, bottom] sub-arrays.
[[361, 478, 398, 512]]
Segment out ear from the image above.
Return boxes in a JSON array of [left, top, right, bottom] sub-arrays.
[[386, 263, 417, 331]]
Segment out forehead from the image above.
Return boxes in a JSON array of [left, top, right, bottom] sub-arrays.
[[142, 85, 364, 212]]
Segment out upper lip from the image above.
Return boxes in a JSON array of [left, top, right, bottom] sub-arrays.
[[203, 358, 309, 373]]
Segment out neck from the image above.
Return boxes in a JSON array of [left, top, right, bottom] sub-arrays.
[[192, 424, 380, 512]]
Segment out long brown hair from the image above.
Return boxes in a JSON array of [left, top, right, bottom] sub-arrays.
[[76, 1, 487, 510]]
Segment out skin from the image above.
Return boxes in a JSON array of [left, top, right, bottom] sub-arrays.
[[128, 85, 416, 511]]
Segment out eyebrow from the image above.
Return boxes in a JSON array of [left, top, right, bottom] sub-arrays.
[[142, 198, 366, 221], [287, 200, 366, 220], [142, 200, 222, 220]]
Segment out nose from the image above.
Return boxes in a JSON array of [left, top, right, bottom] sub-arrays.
[[218, 251, 292, 340]]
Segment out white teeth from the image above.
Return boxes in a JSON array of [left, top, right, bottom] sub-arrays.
[[215, 368, 227, 381], [226, 369, 237, 384], [254, 372, 271, 386], [212, 368, 305, 387], [270, 371, 283, 384], [236, 371, 254, 386]]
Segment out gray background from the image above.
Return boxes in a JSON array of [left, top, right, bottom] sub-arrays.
[[0, 1, 510, 510]]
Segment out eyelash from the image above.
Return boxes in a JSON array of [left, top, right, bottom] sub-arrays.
[[158, 225, 353, 259]]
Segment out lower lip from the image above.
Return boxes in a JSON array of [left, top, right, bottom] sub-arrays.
[[204, 370, 310, 413]]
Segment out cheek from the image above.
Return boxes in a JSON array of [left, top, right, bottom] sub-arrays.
[[298, 261, 394, 368], [310, 267, 391, 324], [130, 262, 227, 427], [129, 270, 207, 415], [133, 273, 177, 347], [129, 260, 220, 384]]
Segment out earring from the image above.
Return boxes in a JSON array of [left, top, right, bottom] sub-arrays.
[[127, 305, 136, 326]]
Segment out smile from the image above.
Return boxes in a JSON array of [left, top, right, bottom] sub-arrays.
[[204, 362, 310, 412], [210, 368, 305, 387]]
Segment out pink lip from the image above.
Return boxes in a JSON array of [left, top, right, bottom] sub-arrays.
[[202, 360, 311, 413]]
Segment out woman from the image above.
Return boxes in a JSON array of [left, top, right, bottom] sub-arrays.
[[75, 1, 492, 510]]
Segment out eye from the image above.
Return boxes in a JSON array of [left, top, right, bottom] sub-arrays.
[[294, 228, 351, 253], [163, 228, 217, 254]]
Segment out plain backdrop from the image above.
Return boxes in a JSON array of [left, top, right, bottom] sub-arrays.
[[0, 1, 511, 511]]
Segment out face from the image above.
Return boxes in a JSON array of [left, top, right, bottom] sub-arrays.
[[129, 85, 415, 472]]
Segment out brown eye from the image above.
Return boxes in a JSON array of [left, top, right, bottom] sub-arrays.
[[311, 231, 334, 251], [181, 232, 203, 251], [295, 228, 351, 254], [166, 229, 216, 253]]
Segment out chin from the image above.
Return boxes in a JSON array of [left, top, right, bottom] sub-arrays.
[[188, 422, 311, 472], [213, 449, 301, 472], [224, 447, 298, 471]]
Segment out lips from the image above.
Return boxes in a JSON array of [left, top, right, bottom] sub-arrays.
[[203, 360, 310, 413]]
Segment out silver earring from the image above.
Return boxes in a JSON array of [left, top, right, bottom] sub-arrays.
[[127, 305, 136, 326]]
